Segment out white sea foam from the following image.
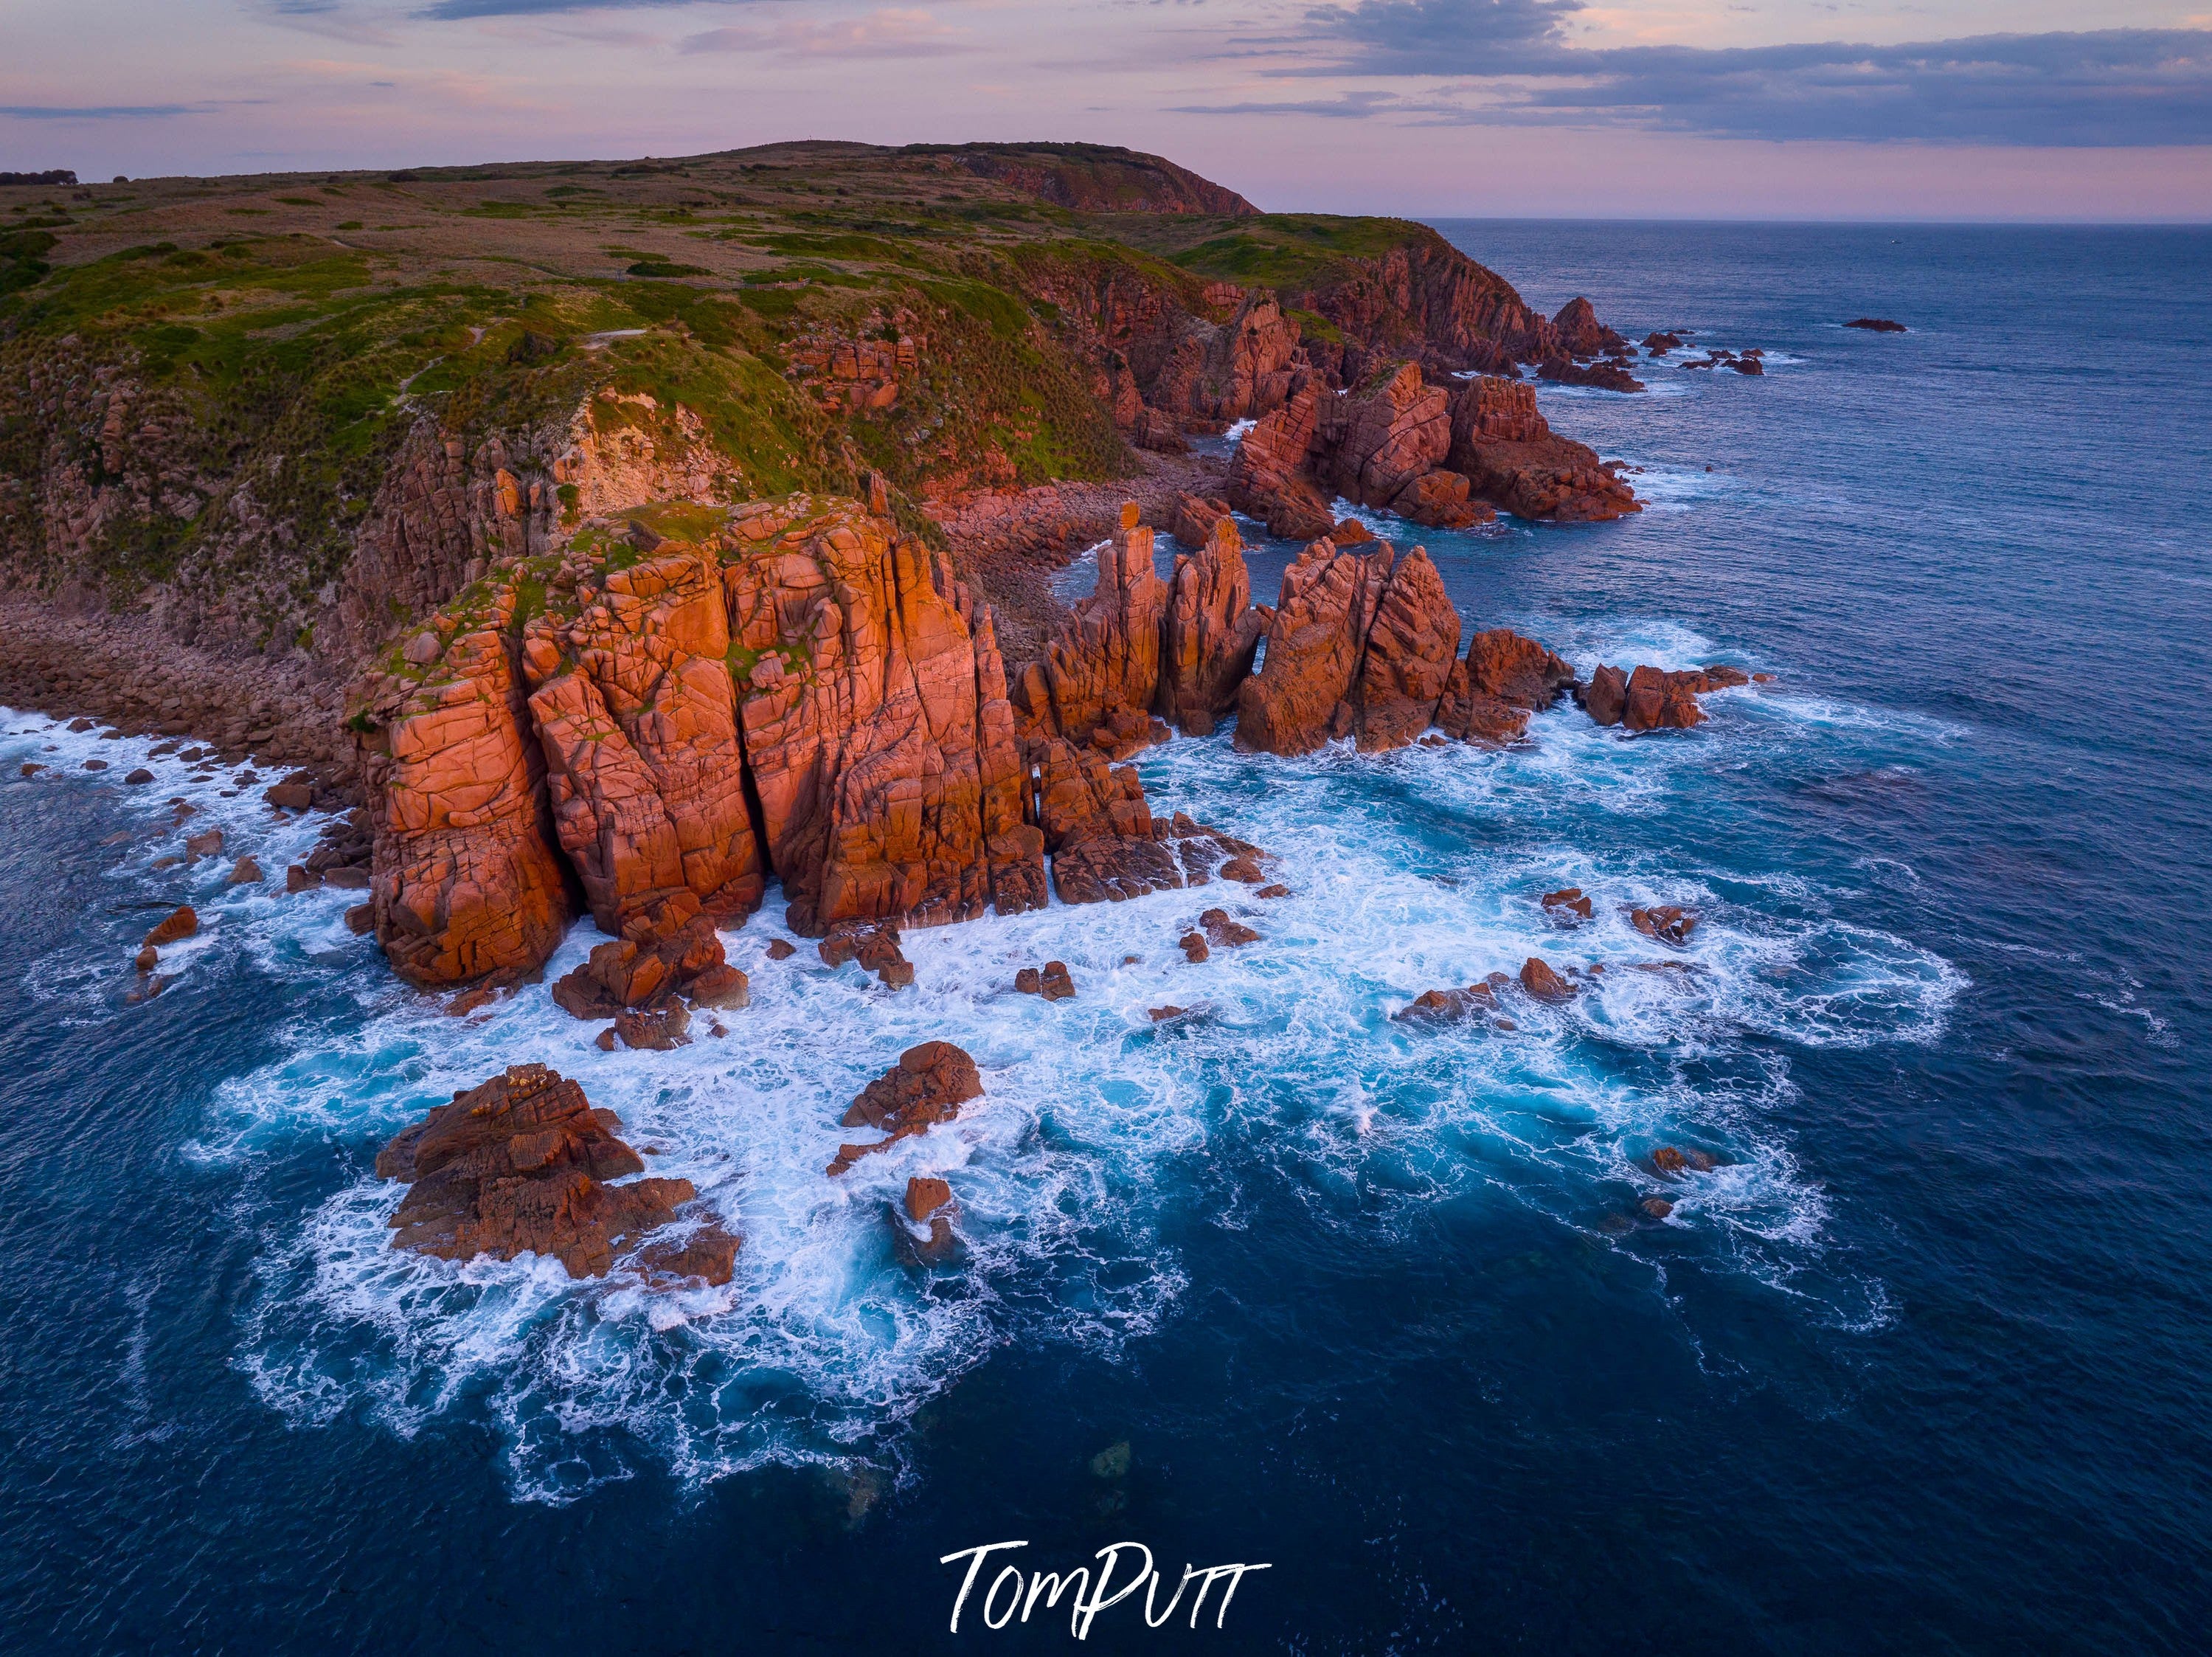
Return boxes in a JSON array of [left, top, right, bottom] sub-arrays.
[[11, 639, 1951, 1498]]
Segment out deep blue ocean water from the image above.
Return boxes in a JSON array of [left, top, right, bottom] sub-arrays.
[[1, 222, 2208, 1654]]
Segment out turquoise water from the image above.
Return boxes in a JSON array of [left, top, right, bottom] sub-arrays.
[[1, 222, 2206, 1653]]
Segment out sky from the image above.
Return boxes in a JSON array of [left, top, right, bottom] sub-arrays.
[[3, 0, 2210, 220]]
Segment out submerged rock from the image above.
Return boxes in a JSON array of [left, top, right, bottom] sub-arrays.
[[1631, 905, 1699, 946], [1393, 978, 1508, 1025], [1542, 886, 1594, 921], [1199, 907, 1259, 947]]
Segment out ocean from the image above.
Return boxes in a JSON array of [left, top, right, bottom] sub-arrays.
[[1, 221, 2206, 1654]]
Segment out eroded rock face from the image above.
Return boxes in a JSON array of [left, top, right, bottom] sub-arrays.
[[1391, 469, 1491, 530], [356, 588, 575, 988], [1225, 381, 1336, 542], [357, 494, 1061, 983], [718, 499, 1047, 933], [1159, 514, 1266, 736], [1149, 294, 1304, 427], [1014, 508, 1168, 760], [1581, 664, 1628, 727], [830, 1040, 983, 1175], [1169, 493, 1234, 551], [1622, 665, 1707, 732], [1234, 536, 1395, 755], [1433, 627, 1575, 746], [1317, 363, 1453, 512], [376, 1062, 725, 1281], [1032, 737, 1183, 902], [1350, 547, 1462, 753], [1446, 377, 1640, 523], [523, 543, 762, 935]]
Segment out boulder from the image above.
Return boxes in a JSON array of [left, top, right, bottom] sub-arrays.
[[1199, 907, 1259, 947], [819, 917, 913, 987], [765, 937, 797, 961], [551, 893, 727, 1017], [1845, 318, 1907, 333], [1538, 356, 1645, 393], [1014, 966, 1041, 994], [264, 781, 313, 810], [1169, 493, 1234, 550], [637, 1222, 742, 1286], [376, 1063, 707, 1279], [1179, 931, 1210, 963], [1621, 665, 1707, 732], [123, 768, 155, 785], [1393, 980, 1502, 1024], [144, 905, 197, 947], [1040, 960, 1076, 1000], [1630, 905, 1698, 946], [614, 1002, 692, 1051], [226, 855, 263, 885], [687, 963, 751, 1009], [1581, 664, 1628, 727], [1519, 956, 1577, 1002], [1390, 469, 1491, 530], [830, 1041, 983, 1175], [892, 1175, 962, 1266], [133, 944, 159, 972]]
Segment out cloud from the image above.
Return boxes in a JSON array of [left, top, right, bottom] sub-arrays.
[[1171, 89, 1410, 118], [414, 0, 741, 16], [1255, 8, 2212, 146], [1302, 0, 1581, 63], [681, 7, 967, 58], [0, 105, 202, 120], [1509, 31, 2212, 146]]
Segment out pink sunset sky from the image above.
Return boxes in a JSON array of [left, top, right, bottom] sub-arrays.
[[4, 0, 2209, 219]]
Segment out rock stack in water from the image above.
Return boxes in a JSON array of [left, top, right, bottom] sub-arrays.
[[375, 1062, 736, 1283], [1578, 663, 1750, 731], [1231, 536, 1575, 756], [1226, 359, 1637, 533], [830, 1041, 984, 1176]]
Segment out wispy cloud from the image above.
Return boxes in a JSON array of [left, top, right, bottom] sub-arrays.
[[681, 7, 968, 59], [415, 0, 742, 17], [1236, 7, 2212, 146], [0, 104, 203, 120]]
